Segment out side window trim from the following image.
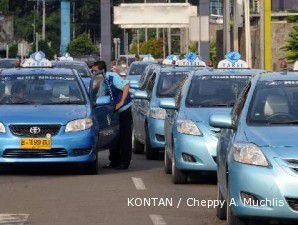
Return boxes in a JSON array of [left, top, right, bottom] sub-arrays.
[[232, 81, 252, 126]]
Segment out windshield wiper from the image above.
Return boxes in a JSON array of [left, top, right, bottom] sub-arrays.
[[198, 103, 234, 107], [44, 101, 85, 105], [267, 120, 298, 125]]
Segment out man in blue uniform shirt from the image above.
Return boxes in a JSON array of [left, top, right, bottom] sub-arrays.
[[93, 61, 133, 170]]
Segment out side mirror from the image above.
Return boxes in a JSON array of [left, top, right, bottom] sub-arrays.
[[130, 82, 140, 90], [96, 96, 111, 106], [209, 113, 233, 129], [159, 98, 177, 110], [134, 90, 149, 100]]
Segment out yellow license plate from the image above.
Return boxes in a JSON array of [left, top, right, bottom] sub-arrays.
[[20, 138, 51, 150]]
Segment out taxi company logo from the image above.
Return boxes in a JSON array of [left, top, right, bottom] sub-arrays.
[[30, 127, 41, 134]]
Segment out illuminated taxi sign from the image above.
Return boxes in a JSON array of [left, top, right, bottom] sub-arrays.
[[218, 51, 248, 69], [293, 61, 298, 71], [59, 53, 74, 61], [21, 51, 52, 68], [163, 55, 180, 65], [176, 52, 206, 67], [142, 54, 155, 62]]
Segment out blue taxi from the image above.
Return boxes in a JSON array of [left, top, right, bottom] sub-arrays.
[[132, 53, 205, 160], [52, 54, 92, 91], [161, 52, 264, 184], [210, 71, 298, 224], [127, 56, 156, 90], [0, 52, 119, 174]]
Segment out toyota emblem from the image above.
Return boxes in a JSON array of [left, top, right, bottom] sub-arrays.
[[30, 126, 41, 134]]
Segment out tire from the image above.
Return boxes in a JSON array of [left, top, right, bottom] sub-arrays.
[[227, 193, 246, 225], [83, 154, 99, 175], [164, 150, 172, 174], [216, 185, 227, 220], [132, 129, 144, 154], [145, 126, 159, 160], [172, 158, 187, 184]]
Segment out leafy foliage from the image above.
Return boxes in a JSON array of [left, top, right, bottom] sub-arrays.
[[68, 33, 97, 56], [282, 26, 298, 62], [32, 40, 55, 60], [0, 0, 9, 14], [9, 43, 18, 58], [130, 38, 163, 58]]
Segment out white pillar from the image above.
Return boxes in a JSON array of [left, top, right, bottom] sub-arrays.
[[244, 0, 252, 67], [223, 0, 231, 54], [167, 28, 171, 55]]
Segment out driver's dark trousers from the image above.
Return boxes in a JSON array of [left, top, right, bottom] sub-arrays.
[[109, 107, 132, 167]]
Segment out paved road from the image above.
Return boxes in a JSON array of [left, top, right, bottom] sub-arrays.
[[0, 151, 225, 225]]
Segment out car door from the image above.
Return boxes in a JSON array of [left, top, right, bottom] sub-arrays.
[[139, 72, 157, 142], [219, 82, 251, 196], [167, 90, 183, 158], [90, 74, 120, 150]]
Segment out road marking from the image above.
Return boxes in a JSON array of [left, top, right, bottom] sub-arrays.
[[149, 214, 167, 225], [131, 177, 146, 190], [0, 214, 29, 224]]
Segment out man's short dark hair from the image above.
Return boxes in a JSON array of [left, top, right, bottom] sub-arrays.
[[94, 61, 107, 73]]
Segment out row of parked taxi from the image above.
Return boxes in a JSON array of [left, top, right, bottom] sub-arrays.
[[127, 52, 298, 225]]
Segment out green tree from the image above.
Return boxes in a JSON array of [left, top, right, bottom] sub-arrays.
[[68, 33, 97, 56], [9, 43, 18, 58], [210, 40, 218, 66], [283, 26, 298, 63], [0, 0, 9, 14], [130, 38, 163, 58], [33, 40, 55, 59]]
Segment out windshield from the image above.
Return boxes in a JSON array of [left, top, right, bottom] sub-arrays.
[[0, 60, 18, 69], [128, 64, 148, 76], [53, 63, 91, 78], [156, 72, 188, 98], [0, 74, 85, 105], [186, 75, 250, 107], [248, 80, 298, 125]]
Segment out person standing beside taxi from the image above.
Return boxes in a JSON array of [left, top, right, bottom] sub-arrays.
[[92, 61, 133, 170]]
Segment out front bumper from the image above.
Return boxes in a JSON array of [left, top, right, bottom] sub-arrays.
[[229, 154, 298, 220], [0, 128, 97, 164], [148, 117, 165, 150], [173, 132, 217, 171]]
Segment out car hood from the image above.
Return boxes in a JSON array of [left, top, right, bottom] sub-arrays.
[[244, 126, 298, 148], [0, 105, 89, 125], [181, 108, 232, 126]]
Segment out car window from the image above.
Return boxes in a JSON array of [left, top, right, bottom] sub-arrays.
[[0, 74, 85, 105], [186, 75, 251, 108], [156, 72, 188, 98], [232, 82, 251, 126], [145, 73, 156, 98], [0, 60, 18, 69], [53, 63, 91, 78], [139, 66, 154, 88], [248, 80, 298, 125], [128, 64, 148, 76]]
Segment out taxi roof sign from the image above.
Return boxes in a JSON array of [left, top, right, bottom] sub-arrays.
[[175, 52, 206, 67], [59, 53, 74, 61], [293, 61, 298, 71], [21, 51, 52, 68], [142, 54, 155, 62], [218, 52, 248, 69], [163, 55, 180, 65]]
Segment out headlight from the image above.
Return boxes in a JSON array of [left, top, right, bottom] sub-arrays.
[[177, 120, 202, 136], [65, 118, 93, 132], [0, 122, 5, 133], [150, 107, 166, 120], [232, 143, 269, 167]]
